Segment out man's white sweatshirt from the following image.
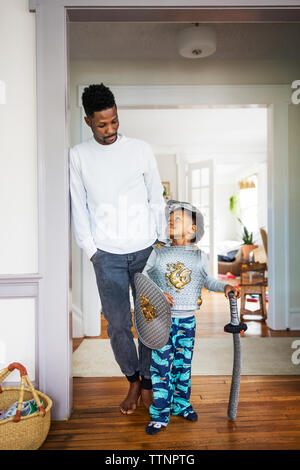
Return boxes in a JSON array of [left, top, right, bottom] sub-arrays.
[[69, 133, 167, 259]]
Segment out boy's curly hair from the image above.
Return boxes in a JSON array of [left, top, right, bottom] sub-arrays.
[[82, 83, 116, 117]]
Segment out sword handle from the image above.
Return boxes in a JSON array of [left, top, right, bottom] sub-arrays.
[[228, 291, 239, 326], [224, 293, 247, 334]]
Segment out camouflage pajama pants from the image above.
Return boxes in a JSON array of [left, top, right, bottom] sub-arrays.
[[149, 315, 196, 425]]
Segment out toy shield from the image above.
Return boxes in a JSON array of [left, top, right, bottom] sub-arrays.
[[134, 273, 171, 350]]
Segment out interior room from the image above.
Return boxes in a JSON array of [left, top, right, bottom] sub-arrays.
[[72, 105, 269, 344], [65, 19, 299, 449], [2, 2, 300, 450], [69, 23, 276, 358]]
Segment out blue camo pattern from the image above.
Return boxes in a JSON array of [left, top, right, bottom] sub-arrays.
[[149, 316, 196, 425]]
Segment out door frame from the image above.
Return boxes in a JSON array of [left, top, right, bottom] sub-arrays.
[[28, 0, 293, 420]]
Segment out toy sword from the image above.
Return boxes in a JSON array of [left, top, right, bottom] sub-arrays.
[[224, 292, 248, 421]]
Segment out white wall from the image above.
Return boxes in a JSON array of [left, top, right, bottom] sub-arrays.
[[0, 0, 37, 275], [215, 182, 238, 244], [0, 1, 37, 380], [288, 104, 300, 328], [156, 154, 177, 200], [0, 298, 35, 383]]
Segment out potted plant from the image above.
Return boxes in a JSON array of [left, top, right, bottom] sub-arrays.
[[229, 195, 257, 259], [237, 217, 258, 259]]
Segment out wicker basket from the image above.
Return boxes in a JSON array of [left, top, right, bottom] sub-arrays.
[[0, 362, 52, 450]]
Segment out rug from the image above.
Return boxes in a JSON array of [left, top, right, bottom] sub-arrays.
[[72, 337, 300, 377]]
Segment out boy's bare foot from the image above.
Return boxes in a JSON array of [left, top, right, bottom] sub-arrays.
[[120, 380, 141, 415], [140, 388, 154, 409]]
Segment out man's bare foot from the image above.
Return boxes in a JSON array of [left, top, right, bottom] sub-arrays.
[[120, 380, 141, 415], [140, 388, 154, 410]]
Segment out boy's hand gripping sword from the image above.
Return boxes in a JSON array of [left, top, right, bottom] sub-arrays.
[[224, 292, 247, 421]]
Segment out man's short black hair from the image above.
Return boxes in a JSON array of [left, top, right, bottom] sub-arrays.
[[82, 83, 116, 117]]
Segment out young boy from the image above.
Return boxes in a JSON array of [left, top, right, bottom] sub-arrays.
[[142, 200, 240, 435]]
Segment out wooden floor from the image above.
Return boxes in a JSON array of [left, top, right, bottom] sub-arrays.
[[40, 375, 300, 450]]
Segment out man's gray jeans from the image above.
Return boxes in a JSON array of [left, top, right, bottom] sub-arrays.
[[92, 240, 159, 380]]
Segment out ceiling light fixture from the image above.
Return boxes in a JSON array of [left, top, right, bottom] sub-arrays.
[[177, 23, 217, 59]]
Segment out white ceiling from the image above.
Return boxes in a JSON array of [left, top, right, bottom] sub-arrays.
[[113, 107, 267, 183], [69, 22, 300, 60], [116, 107, 267, 155]]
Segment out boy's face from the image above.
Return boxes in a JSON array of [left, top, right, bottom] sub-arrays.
[[167, 209, 196, 241]]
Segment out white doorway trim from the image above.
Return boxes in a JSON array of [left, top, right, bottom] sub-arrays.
[[28, 0, 293, 420]]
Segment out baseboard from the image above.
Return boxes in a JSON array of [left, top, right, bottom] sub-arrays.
[[289, 308, 300, 330]]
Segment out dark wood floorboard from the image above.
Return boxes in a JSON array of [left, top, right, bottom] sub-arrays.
[[40, 376, 300, 450]]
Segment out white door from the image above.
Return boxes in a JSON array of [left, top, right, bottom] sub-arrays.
[[187, 160, 217, 277]]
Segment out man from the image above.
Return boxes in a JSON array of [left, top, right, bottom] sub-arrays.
[[69, 83, 167, 414]]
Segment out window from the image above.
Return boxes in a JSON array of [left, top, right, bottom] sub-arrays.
[[239, 174, 258, 237]]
